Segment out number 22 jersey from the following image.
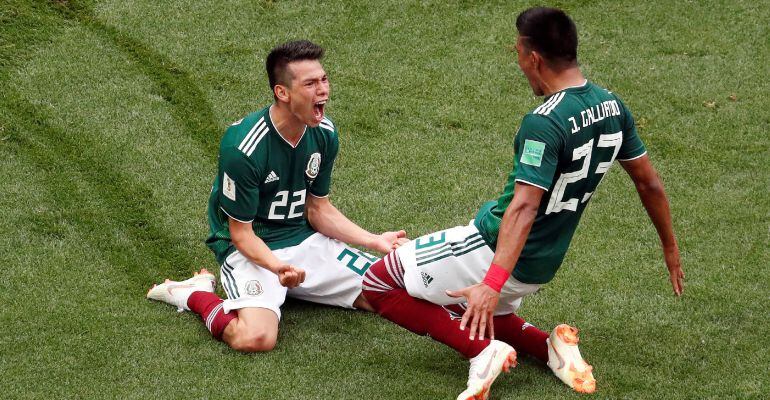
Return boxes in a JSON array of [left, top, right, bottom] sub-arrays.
[[206, 106, 339, 265]]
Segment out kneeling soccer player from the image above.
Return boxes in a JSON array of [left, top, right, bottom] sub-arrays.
[[362, 7, 684, 399], [147, 40, 407, 352]]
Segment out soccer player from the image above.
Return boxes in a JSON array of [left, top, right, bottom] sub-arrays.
[[362, 7, 684, 399], [148, 40, 407, 352]]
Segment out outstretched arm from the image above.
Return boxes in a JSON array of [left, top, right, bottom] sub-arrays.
[[305, 194, 408, 254], [619, 154, 684, 296]]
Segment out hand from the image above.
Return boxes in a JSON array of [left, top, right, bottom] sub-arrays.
[[370, 230, 409, 253], [446, 283, 500, 340], [275, 264, 306, 289], [664, 245, 684, 296]]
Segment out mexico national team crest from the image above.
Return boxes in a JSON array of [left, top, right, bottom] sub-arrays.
[[306, 152, 321, 183], [245, 280, 263, 296]]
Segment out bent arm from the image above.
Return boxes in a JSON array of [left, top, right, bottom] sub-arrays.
[[619, 154, 684, 295], [228, 217, 284, 274]]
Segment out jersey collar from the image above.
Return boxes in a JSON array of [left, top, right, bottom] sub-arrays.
[[267, 105, 307, 149]]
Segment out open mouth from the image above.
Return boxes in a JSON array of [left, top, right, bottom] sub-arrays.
[[313, 100, 326, 121]]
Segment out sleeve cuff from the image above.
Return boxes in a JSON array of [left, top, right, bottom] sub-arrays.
[[617, 151, 648, 162], [220, 207, 254, 224], [515, 179, 550, 191], [308, 191, 330, 199]]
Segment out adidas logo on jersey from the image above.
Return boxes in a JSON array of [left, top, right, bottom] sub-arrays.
[[264, 171, 279, 184], [421, 271, 434, 287]]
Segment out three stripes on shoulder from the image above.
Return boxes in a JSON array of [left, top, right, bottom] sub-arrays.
[[237, 117, 335, 157]]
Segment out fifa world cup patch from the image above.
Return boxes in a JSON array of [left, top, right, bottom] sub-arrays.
[[521, 139, 546, 167], [223, 172, 236, 201]]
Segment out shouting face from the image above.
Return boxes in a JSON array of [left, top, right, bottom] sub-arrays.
[[282, 59, 330, 127]]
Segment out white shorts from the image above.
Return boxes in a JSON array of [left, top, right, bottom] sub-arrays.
[[396, 221, 541, 315], [220, 233, 377, 319]]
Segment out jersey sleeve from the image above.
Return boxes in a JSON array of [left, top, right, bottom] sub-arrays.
[[309, 128, 339, 197], [616, 98, 647, 161], [218, 145, 262, 223], [513, 114, 562, 191]]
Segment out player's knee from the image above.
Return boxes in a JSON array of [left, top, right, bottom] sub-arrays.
[[230, 328, 278, 353]]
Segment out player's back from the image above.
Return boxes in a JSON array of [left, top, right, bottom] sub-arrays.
[[475, 81, 646, 284], [542, 82, 631, 214]]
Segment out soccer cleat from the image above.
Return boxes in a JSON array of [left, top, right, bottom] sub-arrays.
[[457, 340, 517, 400], [146, 269, 216, 312], [547, 324, 596, 393]]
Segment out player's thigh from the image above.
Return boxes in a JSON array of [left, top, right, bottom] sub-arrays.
[[220, 251, 288, 319], [397, 223, 543, 314], [396, 222, 494, 305], [277, 233, 375, 309]]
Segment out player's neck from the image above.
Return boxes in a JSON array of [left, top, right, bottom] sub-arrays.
[[541, 68, 586, 97], [269, 104, 305, 146]]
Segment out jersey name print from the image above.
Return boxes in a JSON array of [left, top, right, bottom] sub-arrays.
[[475, 82, 646, 284], [205, 106, 339, 265]]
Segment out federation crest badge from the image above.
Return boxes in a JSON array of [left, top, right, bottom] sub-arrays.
[[245, 280, 263, 296], [306, 152, 321, 180]]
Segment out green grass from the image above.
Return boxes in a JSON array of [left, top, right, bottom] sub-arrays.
[[1, 0, 768, 398]]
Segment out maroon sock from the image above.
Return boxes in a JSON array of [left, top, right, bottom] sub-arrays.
[[187, 291, 236, 341], [363, 256, 489, 359], [493, 313, 549, 363]]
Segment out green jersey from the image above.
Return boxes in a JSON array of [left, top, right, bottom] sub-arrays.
[[475, 81, 646, 284], [206, 106, 339, 265]]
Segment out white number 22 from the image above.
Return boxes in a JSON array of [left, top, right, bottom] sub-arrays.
[[268, 189, 306, 220]]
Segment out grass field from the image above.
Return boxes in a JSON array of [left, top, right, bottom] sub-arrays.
[[1, 0, 768, 399]]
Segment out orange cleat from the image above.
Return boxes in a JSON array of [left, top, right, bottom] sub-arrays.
[[547, 324, 596, 393]]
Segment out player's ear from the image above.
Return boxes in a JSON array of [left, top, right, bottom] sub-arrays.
[[274, 84, 290, 103], [530, 50, 543, 71]]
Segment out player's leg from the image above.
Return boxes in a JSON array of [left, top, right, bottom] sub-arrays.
[[362, 252, 491, 359], [280, 233, 378, 311], [364, 226, 518, 400], [148, 251, 288, 353], [147, 268, 238, 341], [492, 313, 549, 362], [216, 250, 288, 352], [491, 297, 595, 393], [220, 307, 279, 352]]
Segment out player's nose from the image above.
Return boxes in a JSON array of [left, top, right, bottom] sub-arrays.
[[317, 81, 330, 97]]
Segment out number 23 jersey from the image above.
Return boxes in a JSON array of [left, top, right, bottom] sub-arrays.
[[206, 106, 339, 265], [475, 81, 647, 284]]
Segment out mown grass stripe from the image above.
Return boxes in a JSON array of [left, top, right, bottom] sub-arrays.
[[49, 0, 221, 160], [3, 90, 198, 284]]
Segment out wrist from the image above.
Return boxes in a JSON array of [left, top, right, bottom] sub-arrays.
[[483, 263, 510, 293], [364, 232, 382, 251]]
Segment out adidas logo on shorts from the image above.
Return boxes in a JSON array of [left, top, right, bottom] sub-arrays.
[[421, 271, 434, 287], [264, 171, 279, 183]]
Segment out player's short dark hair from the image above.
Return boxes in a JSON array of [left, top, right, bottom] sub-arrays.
[[516, 7, 578, 68], [266, 40, 325, 92]]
